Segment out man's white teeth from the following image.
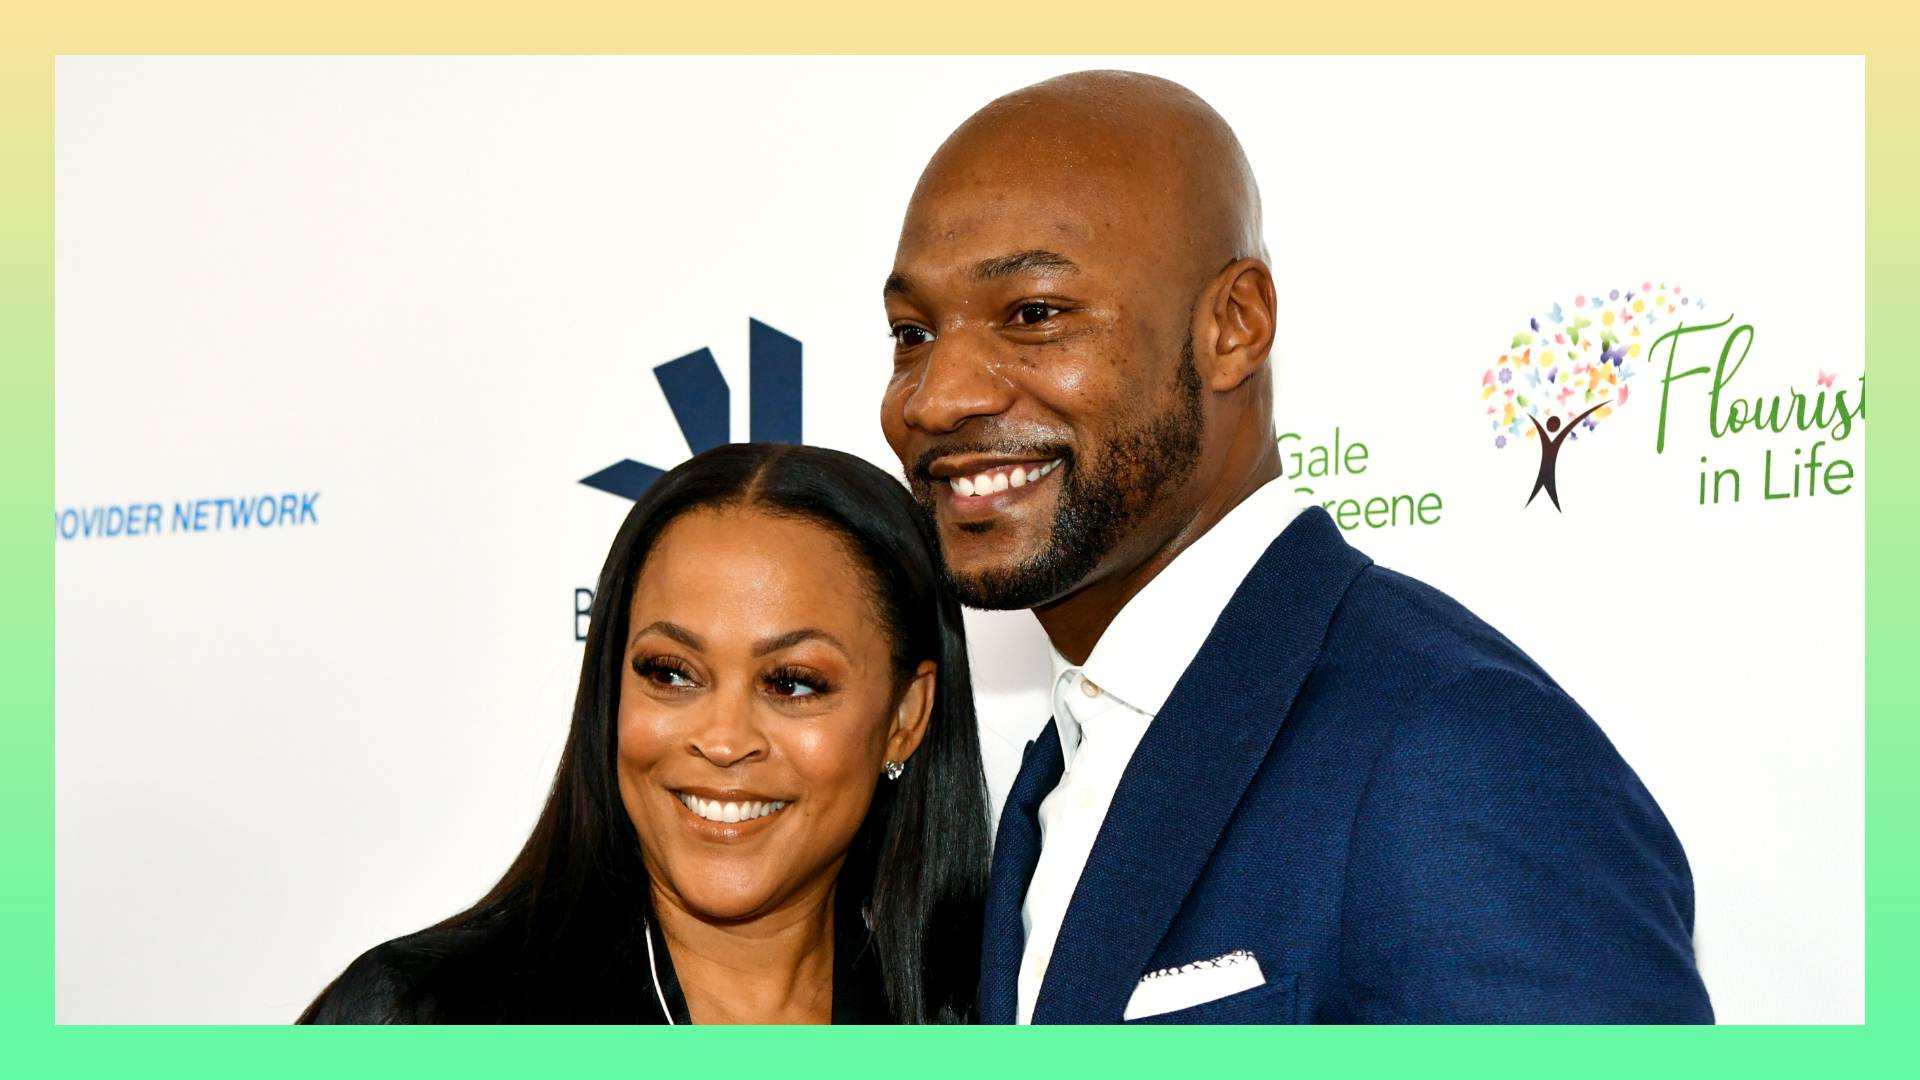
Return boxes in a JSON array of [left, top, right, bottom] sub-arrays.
[[677, 793, 788, 823], [947, 459, 1061, 497]]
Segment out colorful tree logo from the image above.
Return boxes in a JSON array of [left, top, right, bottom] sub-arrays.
[[1481, 281, 1705, 510]]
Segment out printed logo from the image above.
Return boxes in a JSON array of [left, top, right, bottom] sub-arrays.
[[1484, 282, 1867, 512], [572, 318, 804, 640], [54, 492, 321, 542], [1648, 311, 1864, 508], [1480, 283, 1683, 510], [580, 318, 803, 500], [1278, 428, 1446, 532]]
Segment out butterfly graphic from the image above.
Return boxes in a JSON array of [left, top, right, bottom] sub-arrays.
[[1817, 370, 1837, 388], [1548, 302, 1565, 323]]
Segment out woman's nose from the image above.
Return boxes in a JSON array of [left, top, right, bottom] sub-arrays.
[[686, 691, 768, 768]]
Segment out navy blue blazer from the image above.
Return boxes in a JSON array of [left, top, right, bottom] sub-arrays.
[[979, 506, 1712, 1024]]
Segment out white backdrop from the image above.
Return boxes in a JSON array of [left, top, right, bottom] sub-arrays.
[[54, 56, 1864, 1023]]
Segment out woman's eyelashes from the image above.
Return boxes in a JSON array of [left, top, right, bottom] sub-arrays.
[[764, 665, 833, 699], [630, 654, 834, 700], [634, 654, 699, 690]]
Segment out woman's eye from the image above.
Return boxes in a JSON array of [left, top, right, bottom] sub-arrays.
[[635, 658, 696, 689], [1013, 302, 1062, 326], [765, 669, 827, 698], [890, 324, 933, 348]]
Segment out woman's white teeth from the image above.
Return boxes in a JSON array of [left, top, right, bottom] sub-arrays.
[[678, 793, 788, 823], [947, 459, 1060, 497]]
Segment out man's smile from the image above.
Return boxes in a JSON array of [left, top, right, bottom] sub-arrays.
[[935, 457, 1065, 519]]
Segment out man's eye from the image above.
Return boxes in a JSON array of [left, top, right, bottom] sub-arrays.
[[891, 324, 933, 348], [1013, 302, 1062, 326]]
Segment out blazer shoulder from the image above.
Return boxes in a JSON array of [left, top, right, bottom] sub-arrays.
[[1305, 563, 1659, 804], [1323, 562, 1572, 695]]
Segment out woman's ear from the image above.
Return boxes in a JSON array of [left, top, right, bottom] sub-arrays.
[[884, 660, 938, 767]]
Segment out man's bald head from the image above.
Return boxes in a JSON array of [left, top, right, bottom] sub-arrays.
[[910, 70, 1267, 285], [880, 70, 1283, 626]]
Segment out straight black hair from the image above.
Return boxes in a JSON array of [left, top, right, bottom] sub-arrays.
[[399, 443, 989, 1023]]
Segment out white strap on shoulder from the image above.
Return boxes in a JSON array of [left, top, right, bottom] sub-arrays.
[[643, 916, 676, 1025]]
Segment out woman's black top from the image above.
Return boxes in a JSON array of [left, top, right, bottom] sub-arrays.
[[302, 905, 891, 1024]]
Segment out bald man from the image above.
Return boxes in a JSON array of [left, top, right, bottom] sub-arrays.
[[880, 71, 1711, 1024]]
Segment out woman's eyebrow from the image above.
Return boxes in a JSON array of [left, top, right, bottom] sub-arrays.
[[631, 620, 704, 651], [752, 628, 846, 657]]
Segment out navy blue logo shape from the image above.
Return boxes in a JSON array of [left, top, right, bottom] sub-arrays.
[[580, 319, 802, 500]]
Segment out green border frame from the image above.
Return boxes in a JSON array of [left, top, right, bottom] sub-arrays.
[[5, 2, 1914, 1073]]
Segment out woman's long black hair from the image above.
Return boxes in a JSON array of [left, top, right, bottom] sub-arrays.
[[389, 443, 988, 1023]]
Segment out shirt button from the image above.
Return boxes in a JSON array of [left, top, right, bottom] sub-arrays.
[[1080, 677, 1102, 698]]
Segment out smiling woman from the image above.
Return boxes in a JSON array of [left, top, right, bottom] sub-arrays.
[[298, 444, 992, 1024]]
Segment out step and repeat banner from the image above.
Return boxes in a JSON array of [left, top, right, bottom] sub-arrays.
[[54, 56, 1863, 1023]]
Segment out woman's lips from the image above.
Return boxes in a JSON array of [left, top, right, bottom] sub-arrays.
[[672, 790, 790, 826]]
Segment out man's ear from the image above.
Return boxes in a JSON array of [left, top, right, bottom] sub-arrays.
[[1199, 257, 1278, 393], [884, 660, 938, 768]]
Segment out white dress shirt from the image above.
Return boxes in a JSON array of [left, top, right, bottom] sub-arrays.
[[1015, 477, 1300, 1023]]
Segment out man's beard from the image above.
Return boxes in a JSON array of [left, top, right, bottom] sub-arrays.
[[921, 336, 1205, 611]]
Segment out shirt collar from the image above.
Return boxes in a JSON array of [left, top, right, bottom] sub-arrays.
[[1047, 476, 1300, 721]]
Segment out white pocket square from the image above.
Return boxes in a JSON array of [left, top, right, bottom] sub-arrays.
[[1122, 950, 1266, 1020]]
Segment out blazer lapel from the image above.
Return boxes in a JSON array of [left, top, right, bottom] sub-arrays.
[[1031, 507, 1371, 1023], [977, 718, 1065, 1024]]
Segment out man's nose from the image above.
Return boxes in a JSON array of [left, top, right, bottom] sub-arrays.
[[686, 689, 769, 769], [899, 333, 1016, 435]]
